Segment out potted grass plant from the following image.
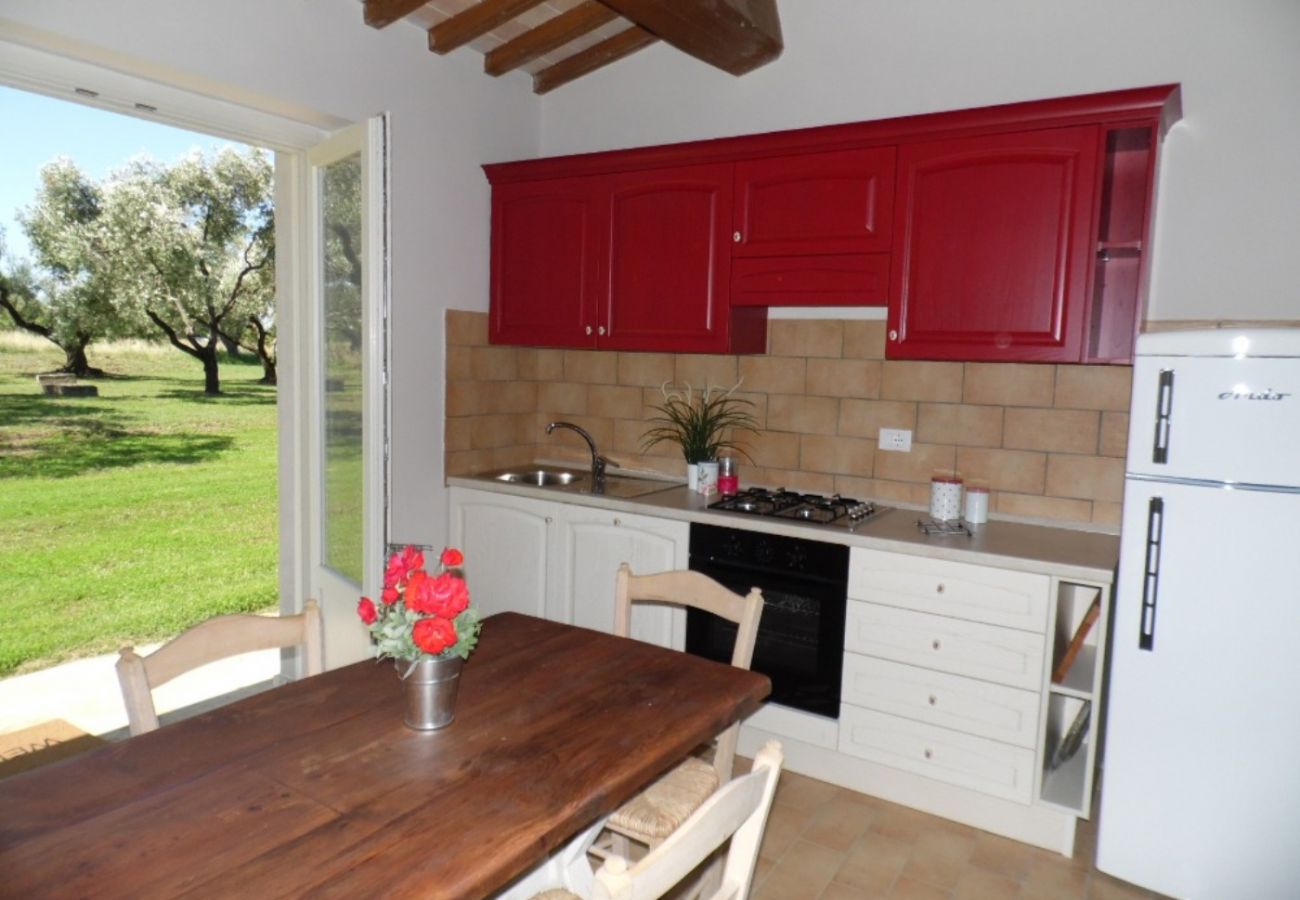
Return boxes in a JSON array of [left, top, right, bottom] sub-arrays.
[[641, 380, 759, 489]]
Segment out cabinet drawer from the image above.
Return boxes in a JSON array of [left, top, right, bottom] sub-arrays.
[[846, 601, 1045, 691], [842, 653, 1039, 749], [849, 548, 1050, 631], [838, 706, 1035, 804]]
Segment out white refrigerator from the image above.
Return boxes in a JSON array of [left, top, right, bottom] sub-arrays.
[[1097, 329, 1300, 898]]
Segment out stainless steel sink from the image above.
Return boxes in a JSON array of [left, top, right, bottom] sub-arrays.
[[484, 466, 676, 499], [494, 469, 583, 487]]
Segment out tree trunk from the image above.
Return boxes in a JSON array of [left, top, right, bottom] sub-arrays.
[[248, 314, 277, 385], [60, 343, 106, 379], [201, 345, 221, 395]]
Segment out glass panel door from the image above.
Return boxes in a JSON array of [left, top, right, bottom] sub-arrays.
[[305, 119, 387, 667]]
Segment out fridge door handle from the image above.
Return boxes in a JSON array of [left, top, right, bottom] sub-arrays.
[[1152, 369, 1174, 464], [1139, 496, 1164, 650]]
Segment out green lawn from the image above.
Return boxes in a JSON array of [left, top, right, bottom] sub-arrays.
[[0, 333, 279, 677]]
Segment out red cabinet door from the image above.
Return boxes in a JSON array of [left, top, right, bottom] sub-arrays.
[[489, 176, 603, 347], [732, 147, 895, 307], [604, 163, 744, 353], [888, 126, 1101, 361], [734, 147, 895, 257]]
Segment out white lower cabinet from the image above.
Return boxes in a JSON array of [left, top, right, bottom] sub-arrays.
[[835, 547, 1111, 854], [449, 487, 552, 620], [448, 488, 687, 647], [552, 506, 687, 649]]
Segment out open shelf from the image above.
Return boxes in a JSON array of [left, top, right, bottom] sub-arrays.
[[1050, 583, 1103, 690], [1051, 644, 1096, 697], [1040, 737, 1091, 811]]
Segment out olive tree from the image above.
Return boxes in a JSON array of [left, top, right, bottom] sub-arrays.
[[108, 147, 274, 394], [0, 163, 141, 375]]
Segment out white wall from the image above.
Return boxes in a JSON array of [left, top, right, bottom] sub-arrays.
[[537, 0, 1300, 323], [0, 0, 542, 548]]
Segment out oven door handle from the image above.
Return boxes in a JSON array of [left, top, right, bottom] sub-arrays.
[[689, 555, 849, 590]]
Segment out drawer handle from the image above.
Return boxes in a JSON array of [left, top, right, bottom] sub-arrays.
[[928, 694, 937, 706], [923, 748, 933, 760], [613, 517, 621, 526], [936, 583, 945, 594], [931, 639, 941, 651]]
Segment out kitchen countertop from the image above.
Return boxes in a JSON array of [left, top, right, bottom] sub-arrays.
[[448, 473, 1119, 583]]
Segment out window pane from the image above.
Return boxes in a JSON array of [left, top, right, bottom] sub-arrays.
[[321, 153, 363, 585]]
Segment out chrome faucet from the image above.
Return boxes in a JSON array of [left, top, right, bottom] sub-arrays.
[[545, 421, 616, 494]]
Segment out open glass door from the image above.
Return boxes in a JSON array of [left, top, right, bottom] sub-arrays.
[[304, 118, 388, 668]]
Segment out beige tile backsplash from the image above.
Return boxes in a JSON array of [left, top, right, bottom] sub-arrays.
[[444, 311, 1132, 529]]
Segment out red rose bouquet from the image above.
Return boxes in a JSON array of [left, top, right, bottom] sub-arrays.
[[357, 545, 481, 662]]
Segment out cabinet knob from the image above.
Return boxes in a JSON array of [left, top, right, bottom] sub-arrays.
[[545, 516, 553, 524], [888, 329, 899, 341], [932, 639, 941, 651], [585, 326, 593, 336], [928, 694, 937, 706], [936, 583, 945, 594], [923, 748, 933, 760], [613, 517, 621, 526], [733, 231, 742, 243], [598, 325, 606, 336]]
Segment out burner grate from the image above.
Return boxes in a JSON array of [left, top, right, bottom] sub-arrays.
[[709, 488, 886, 526]]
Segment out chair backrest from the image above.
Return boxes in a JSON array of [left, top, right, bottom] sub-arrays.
[[613, 564, 763, 781], [115, 599, 322, 735], [592, 740, 783, 900]]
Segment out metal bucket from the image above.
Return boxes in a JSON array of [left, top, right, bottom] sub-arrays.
[[401, 655, 464, 731]]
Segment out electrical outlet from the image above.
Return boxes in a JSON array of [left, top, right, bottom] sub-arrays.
[[878, 428, 912, 452]]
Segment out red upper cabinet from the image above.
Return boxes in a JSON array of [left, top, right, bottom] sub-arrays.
[[733, 148, 895, 257], [888, 126, 1101, 362], [732, 148, 895, 307], [604, 163, 760, 353], [489, 176, 603, 348]]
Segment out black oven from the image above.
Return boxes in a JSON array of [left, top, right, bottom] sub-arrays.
[[686, 523, 848, 719]]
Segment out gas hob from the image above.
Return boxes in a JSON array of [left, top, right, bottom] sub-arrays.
[[707, 487, 888, 526]]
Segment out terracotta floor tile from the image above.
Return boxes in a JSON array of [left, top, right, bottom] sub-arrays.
[[753, 840, 844, 900], [868, 802, 934, 843], [950, 869, 1019, 900], [737, 771, 1159, 900], [1020, 857, 1088, 900], [968, 831, 1042, 881], [759, 812, 808, 864], [821, 881, 885, 900], [901, 826, 978, 890], [887, 875, 953, 900], [803, 791, 877, 852], [832, 831, 910, 894], [1087, 871, 1159, 899], [774, 770, 843, 813]]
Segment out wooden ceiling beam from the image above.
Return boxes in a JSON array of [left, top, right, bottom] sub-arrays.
[[363, 0, 430, 29], [485, 2, 621, 77], [596, 0, 782, 76], [533, 26, 658, 94], [428, 0, 551, 55]]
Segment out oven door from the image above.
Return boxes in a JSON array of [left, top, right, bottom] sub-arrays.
[[686, 555, 846, 719]]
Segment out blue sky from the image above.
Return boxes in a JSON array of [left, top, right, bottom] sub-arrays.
[[1, 85, 246, 264]]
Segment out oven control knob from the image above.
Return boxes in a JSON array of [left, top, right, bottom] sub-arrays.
[[723, 534, 745, 558], [755, 539, 775, 566]]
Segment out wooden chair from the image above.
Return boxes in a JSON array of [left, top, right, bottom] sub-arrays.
[[115, 599, 322, 736], [532, 741, 784, 900], [601, 565, 764, 854]]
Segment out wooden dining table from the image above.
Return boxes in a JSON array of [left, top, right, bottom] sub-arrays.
[[0, 613, 769, 899]]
